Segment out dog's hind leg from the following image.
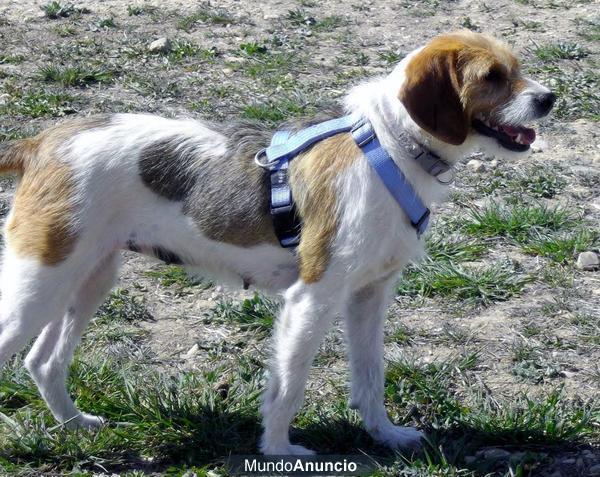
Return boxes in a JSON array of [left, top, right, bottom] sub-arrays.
[[260, 281, 342, 455], [0, 252, 81, 370], [345, 277, 423, 451], [24, 253, 120, 428]]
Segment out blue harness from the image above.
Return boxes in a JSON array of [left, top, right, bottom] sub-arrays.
[[255, 115, 451, 248]]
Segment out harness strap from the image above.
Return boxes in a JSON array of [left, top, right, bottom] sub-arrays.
[[268, 131, 301, 248], [351, 121, 430, 236], [259, 115, 446, 247]]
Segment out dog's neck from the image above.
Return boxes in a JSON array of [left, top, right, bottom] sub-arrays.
[[344, 79, 469, 206]]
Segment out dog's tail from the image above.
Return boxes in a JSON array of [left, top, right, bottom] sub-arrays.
[[0, 139, 35, 175]]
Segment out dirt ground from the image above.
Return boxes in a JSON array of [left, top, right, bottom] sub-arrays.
[[0, 0, 599, 476]]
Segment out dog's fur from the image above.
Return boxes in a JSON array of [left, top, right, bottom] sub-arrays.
[[0, 31, 553, 455]]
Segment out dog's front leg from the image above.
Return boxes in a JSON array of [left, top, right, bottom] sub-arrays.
[[345, 278, 423, 451], [260, 281, 340, 455]]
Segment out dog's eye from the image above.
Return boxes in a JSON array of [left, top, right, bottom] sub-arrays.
[[484, 69, 504, 82]]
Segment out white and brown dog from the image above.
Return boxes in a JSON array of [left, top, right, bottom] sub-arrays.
[[0, 31, 554, 455]]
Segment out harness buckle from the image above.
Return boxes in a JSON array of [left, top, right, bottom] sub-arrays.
[[351, 120, 376, 147], [270, 203, 301, 248], [412, 208, 430, 238]]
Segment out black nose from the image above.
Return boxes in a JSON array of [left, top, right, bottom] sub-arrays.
[[535, 92, 556, 115]]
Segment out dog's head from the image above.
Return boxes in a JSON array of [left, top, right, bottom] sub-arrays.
[[397, 30, 554, 155]]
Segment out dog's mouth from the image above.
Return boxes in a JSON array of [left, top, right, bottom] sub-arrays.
[[472, 115, 536, 152]]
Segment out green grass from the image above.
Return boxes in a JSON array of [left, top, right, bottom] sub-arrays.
[[397, 260, 532, 305], [177, 7, 235, 32], [145, 266, 213, 289], [40, 1, 74, 19], [474, 164, 567, 198], [127, 4, 158, 16], [241, 96, 312, 124], [38, 65, 113, 87], [532, 41, 589, 61], [0, 54, 25, 65], [0, 355, 264, 473], [97, 17, 117, 29], [241, 52, 299, 88], [95, 289, 153, 325], [386, 354, 597, 449], [522, 229, 599, 263], [575, 16, 600, 41], [239, 42, 268, 56], [511, 339, 562, 383], [0, 88, 75, 118], [378, 48, 403, 65], [465, 204, 578, 242], [210, 293, 279, 334], [463, 203, 598, 263]]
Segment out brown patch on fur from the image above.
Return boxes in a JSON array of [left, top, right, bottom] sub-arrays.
[[290, 133, 362, 283], [400, 30, 521, 144], [0, 139, 39, 174], [4, 115, 112, 265]]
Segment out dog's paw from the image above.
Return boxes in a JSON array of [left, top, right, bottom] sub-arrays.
[[261, 443, 316, 455], [64, 413, 105, 430], [371, 425, 424, 451]]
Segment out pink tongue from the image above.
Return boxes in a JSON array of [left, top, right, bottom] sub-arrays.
[[500, 125, 536, 145]]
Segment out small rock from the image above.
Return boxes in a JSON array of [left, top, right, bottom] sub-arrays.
[[184, 343, 199, 358], [222, 68, 234, 76], [562, 458, 576, 465], [576, 251, 600, 271], [148, 37, 171, 53], [263, 13, 278, 20], [531, 138, 547, 152], [466, 159, 485, 172], [589, 464, 600, 476], [488, 159, 499, 169]]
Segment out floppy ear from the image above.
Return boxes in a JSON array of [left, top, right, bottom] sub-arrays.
[[399, 46, 469, 145]]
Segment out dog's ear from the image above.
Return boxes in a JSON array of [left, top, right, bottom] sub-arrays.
[[399, 45, 469, 145]]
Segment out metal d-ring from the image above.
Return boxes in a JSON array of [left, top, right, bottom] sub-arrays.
[[254, 148, 280, 170]]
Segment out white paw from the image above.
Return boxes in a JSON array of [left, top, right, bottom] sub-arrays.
[[371, 425, 424, 451], [261, 443, 317, 455], [63, 413, 105, 430]]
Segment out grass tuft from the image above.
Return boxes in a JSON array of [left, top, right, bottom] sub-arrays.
[[38, 65, 113, 87], [397, 260, 531, 305], [95, 289, 153, 324], [532, 41, 589, 61], [211, 293, 279, 334], [40, 1, 74, 19], [145, 266, 213, 289], [465, 204, 578, 241], [177, 6, 235, 31]]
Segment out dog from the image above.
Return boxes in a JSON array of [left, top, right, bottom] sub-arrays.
[[0, 30, 554, 455]]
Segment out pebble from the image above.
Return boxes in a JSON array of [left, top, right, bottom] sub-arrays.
[[488, 159, 499, 169], [576, 251, 600, 271], [466, 159, 485, 172], [222, 68, 234, 76], [184, 343, 199, 358], [148, 37, 171, 53]]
